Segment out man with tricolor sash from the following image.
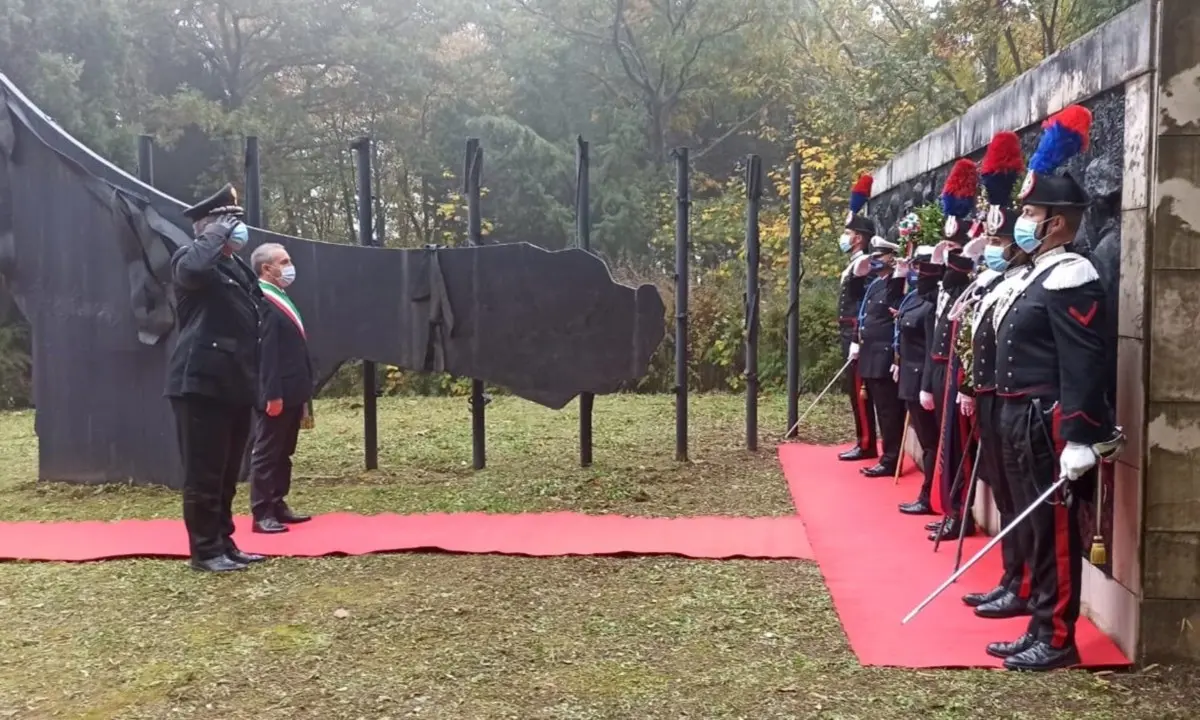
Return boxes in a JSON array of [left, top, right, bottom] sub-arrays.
[[248, 243, 314, 535]]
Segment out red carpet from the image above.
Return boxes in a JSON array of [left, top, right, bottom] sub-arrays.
[[0, 512, 812, 562], [778, 442, 1131, 669]]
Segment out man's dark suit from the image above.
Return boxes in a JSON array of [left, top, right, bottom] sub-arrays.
[[249, 284, 313, 523], [165, 226, 261, 562]]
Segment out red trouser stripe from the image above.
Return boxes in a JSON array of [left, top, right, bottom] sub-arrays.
[[1019, 563, 1032, 600], [854, 365, 871, 451], [1051, 501, 1072, 648]]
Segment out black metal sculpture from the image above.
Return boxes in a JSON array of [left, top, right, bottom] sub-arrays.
[[0, 74, 665, 489]]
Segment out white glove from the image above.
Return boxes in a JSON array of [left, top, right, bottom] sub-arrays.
[[919, 391, 934, 411], [1059, 442, 1098, 481], [890, 364, 899, 383], [957, 392, 975, 417], [848, 343, 860, 361], [894, 258, 910, 275]]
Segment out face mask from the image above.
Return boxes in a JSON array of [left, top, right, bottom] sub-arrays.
[[868, 258, 885, 272], [906, 270, 918, 285], [228, 222, 249, 250], [1013, 216, 1046, 254], [279, 264, 296, 287], [982, 245, 1009, 272], [838, 234, 852, 253]]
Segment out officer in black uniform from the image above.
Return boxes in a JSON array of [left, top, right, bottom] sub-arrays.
[[854, 236, 907, 477], [987, 156, 1119, 672], [923, 246, 976, 541], [896, 245, 941, 515], [958, 132, 1036, 620], [166, 184, 265, 573], [837, 212, 879, 462]]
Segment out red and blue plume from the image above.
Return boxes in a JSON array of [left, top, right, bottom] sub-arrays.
[[940, 159, 978, 219], [1030, 105, 1092, 174], [980, 131, 1023, 206], [849, 174, 872, 214]]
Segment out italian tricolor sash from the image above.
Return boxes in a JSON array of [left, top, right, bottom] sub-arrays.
[[259, 281, 305, 338]]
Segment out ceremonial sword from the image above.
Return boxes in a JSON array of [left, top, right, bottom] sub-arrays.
[[786, 357, 853, 438], [902, 428, 1126, 625]]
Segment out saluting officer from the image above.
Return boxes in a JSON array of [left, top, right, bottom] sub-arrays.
[[836, 174, 879, 463], [853, 235, 907, 477], [987, 105, 1121, 671], [896, 244, 941, 515], [165, 184, 265, 573]]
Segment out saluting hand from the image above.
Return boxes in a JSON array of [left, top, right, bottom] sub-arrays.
[[266, 398, 283, 417]]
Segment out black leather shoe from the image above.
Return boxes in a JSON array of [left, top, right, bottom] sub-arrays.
[[975, 592, 1032, 619], [925, 520, 943, 531], [860, 463, 896, 478], [253, 518, 289, 534], [228, 547, 266, 564], [986, 633, 1036, 659], [962, 585, 1006, 607], [899, 498, 936, 515], [838, 447, 878, 462], [189, 555, 248, 573], [277, 507, 311, 524], [1003, 641, 1080, 671], [928, 516, 974, 541]]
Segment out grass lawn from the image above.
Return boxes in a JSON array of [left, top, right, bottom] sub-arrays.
[[0, 392, 1196, 718]]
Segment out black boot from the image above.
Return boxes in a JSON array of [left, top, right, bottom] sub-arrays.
[[189, 554, 248, 573], [928, 515, 974, 541], [986, 633, 1036, 659], [861, 462, 896, 478], [962, 585, 1006, 607], [1003, 641, 1080, 671], [278, 504, 311, 524], [899, 496, 935, 515], [227, 545, 266, 564], [975, 591, 1032, 619], [253, 517, 288, 534], [838, 447, 878, 462]]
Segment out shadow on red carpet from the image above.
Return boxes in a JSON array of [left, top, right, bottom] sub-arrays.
[[778, 442, 1131, 670], [0, 512, 812, 562]]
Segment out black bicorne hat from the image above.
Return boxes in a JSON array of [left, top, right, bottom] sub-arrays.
[[183, 183, 245, 221], [1018, 170, 1090, 209], [846, 214, 877, 237], [985, 205, 1019, 237], [945, 249, 974, 273]]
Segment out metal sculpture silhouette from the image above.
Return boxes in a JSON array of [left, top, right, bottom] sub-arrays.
[[0, 74, 665, 488]]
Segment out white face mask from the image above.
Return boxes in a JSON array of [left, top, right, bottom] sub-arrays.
[[279, 264, 296, 287]]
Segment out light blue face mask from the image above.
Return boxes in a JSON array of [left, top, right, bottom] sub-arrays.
[[838, 234, 852, 253], [228, 222, 250, 250], [1013, 216, 1043, 254], [907, 270, 918, 285], [982, 245, 1009, 272]]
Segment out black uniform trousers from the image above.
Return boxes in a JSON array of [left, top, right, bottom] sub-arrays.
[[999, 396, 1081, 649], [905, 401, 938, 497], [840, 334, 877, 453], [865, 377, 904, 469], [171, 395, 253, 560], [977, 392, 1032, 599], [249, 406, 305, 521]]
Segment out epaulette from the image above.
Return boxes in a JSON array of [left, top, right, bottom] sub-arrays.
[[1042, 253, 1100, 291]]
